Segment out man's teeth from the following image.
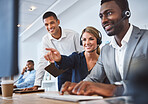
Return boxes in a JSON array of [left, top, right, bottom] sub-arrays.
[[50, 28, 54, 32], [105, 25, 109, 28], [105, 25, 111, 30]]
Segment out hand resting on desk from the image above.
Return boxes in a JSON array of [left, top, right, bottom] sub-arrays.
[[60, 81, 117, 97], [23, 86, 39, 91]]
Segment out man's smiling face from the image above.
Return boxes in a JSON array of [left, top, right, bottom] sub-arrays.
[[99, 1, 124, 36]]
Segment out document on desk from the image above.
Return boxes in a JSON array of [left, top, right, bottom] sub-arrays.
[[38, 93, 103, 102]]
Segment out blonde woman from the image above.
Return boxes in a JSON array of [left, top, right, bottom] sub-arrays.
[[44, 26, 102, 83]]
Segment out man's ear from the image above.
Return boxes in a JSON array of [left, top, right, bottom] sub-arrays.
[[57, 19, 60, 25]]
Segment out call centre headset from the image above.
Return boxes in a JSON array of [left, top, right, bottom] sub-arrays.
[[80, 28, 102, 46], [122, 10, 131, 19]]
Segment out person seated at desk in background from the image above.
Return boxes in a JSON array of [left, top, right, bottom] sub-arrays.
[[14, 60, 36, 89], [59, 0, 148, 97], [44, 26, 102, 83]]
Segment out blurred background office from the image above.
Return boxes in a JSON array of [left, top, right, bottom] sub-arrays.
[[17, 0, 148, 91]]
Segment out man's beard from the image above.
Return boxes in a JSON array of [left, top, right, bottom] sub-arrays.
[[106, 21, 124, 36]]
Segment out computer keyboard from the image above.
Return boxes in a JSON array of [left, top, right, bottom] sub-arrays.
[[38, 93, 103, 102]]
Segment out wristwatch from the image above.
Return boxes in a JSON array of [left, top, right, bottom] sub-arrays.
[[113, 82, 124, 96], [114, 82, 123, 86]]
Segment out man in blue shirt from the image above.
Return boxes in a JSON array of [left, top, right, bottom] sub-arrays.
[[13, 60, 36, 89]]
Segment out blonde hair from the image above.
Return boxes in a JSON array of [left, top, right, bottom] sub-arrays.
[[81, 26, 102, 55]]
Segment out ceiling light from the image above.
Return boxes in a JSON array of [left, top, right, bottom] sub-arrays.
[[17, 24, 21, 27], [29, 6, 36, 11]]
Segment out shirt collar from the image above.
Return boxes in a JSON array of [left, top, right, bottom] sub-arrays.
[[48, 27, 66, 41], [29, 69, 35, 73], [122, 24, 133, 43], [110, 24, 133, 48]]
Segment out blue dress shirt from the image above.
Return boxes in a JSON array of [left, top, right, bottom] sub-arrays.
[[55, 51, 92, 83], [15, 70, 36, 88]]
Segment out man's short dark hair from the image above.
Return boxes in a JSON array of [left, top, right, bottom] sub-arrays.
[[27, 60, 34, 64], [42, 11, 58, 21], [101, 0, 130, 12]]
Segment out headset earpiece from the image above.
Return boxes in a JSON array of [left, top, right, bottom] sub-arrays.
[[125, 11, 131, 18], [97, 32, 102, 45], [80, 39, 82, 46], [97, 38, 102, 45], [122, 10, 131, 19]]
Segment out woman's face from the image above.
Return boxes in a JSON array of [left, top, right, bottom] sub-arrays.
[[81, 32, 98, 53]]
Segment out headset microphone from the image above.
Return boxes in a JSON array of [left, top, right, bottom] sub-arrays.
[[111, 11, 131, 29], [111, 16, 126, 29], [88, 45, 99, 53]]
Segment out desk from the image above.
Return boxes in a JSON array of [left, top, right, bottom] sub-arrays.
[[0, 91, 133, 104], [80, 96, 133, 104], [0, 91, 78, 104]]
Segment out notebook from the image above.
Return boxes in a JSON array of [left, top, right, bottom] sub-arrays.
[[38, 93, 103, 102]]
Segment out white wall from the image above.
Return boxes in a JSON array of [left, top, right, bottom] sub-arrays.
[[129, 0, 148, 29], [18, 0, 148, 75], [18, 37, 38, 72]]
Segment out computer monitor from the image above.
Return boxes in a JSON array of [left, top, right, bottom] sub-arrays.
[[0, 0, 19, 77]]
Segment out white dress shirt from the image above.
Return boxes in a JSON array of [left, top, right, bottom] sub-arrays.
[[110, 25, 133, 79], [34, 28, 83, 86]]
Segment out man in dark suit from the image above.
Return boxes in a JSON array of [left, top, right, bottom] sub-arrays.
[[60, 0, 148, 97]]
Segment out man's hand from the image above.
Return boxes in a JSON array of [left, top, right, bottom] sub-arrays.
[[23, 86, 39, 91], [60, 81, 77, 95], [60, 81, 117, 97], [44, 48, 61, 63], [73, 81, 117, 97], [21, 66, 27, 75]]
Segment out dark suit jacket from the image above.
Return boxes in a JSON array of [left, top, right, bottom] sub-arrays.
[[84, 25, 148, 95]]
